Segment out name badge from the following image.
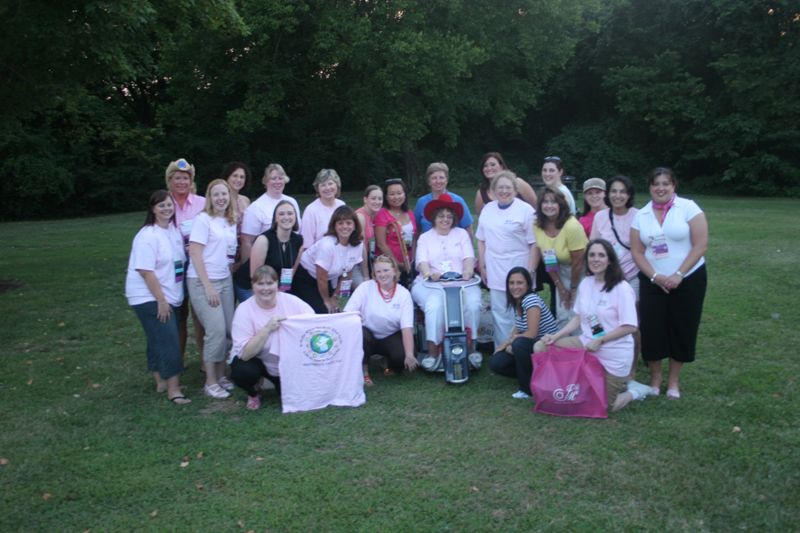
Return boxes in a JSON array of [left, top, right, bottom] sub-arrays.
[[650, 235, 669, 259], [440, 260, 452, 272], [543, 249, 558, 272], [589, 314, 606, 339], [174, 260, 184, 283], [226, 243, 237, 264], [279, 268, 293, 292], [339, 278, 353, 298]]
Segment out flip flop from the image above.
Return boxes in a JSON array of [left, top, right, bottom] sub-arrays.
[[666, 388, 681, 400], [169, 395, 191, 405]]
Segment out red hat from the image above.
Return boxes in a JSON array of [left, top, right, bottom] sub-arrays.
[[424, 193, 464, 225]]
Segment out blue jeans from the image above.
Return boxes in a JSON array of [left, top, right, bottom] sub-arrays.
[[132, 301, 183, 380], [233, 280, 253, 303]]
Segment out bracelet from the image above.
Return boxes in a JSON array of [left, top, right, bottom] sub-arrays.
[[650, 273, 658, 284], [675, 270, 684, 278]]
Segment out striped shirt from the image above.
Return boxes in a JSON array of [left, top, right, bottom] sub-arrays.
[[514, 293, 559, 340]]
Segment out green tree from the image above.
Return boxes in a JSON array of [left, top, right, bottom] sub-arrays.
[[0, 0, 245, 219]]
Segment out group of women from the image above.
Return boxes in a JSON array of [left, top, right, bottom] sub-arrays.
[[125, 155, 707, 414]]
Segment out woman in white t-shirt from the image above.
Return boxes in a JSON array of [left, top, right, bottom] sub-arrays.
[[125, 190, 191, 404], [540, 156, 576, 215], [229, 265, 314, 410], [344, 254, 419, 385], [536, 239, 642, 413], [187, 179, 238, 399], [477, 171, 538, 347], [631, 167, 708, 400], [295, 205, 367, 313]]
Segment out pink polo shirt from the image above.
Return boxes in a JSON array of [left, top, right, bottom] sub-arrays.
[[172, 193, 206, 244]]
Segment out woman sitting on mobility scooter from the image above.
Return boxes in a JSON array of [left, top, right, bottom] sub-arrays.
[[411, 194, 482, 371], [534, 239, 643, 412], [489, 267, 559, 399], [344, 254, 419, 385]]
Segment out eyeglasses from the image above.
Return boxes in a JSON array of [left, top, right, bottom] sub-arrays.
[[175, 158, 190, 170], [543, 156, 561, 163]]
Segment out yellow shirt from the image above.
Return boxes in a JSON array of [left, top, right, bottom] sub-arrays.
[[534, 217, 587, 265]]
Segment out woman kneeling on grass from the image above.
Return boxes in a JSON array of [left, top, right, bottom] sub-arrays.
[[229, 266, 314, 410], [125, 190, 190, 404], [489, 267, 559, 400], [535, 239, 644, 412], [344, 254, 419, 385]]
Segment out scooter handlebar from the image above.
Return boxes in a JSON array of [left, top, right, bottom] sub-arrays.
[[422, 273, 481, 289]]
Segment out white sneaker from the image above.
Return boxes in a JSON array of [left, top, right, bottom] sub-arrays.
[[625, 380, 652, 400], [204, 383, 231, 399], [218, 376, 234, 391], [468, 352, 483, 370], [512, 390, 531, 399], [421, 355, 440, 372]]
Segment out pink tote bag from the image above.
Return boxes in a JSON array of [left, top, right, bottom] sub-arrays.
[[531, 345, 608, 419]]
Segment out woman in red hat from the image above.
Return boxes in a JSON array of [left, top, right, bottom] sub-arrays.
[[411, 193, 482, 370]]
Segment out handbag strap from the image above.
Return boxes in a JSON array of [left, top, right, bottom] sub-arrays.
[[609, 211, 631, 251], [388, 218, 410, 266]]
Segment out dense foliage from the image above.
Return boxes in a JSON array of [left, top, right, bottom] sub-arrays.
[[1, 0, 797, 219]]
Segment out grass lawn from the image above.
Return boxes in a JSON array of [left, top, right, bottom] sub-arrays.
[[0, 191, 798, 531]]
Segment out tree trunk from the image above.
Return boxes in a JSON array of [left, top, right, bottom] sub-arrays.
[[403, 142, 422, 196]]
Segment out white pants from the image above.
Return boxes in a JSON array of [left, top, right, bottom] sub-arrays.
[[490, 288, 515, 347], [187, 276, 234, 363], [411, 281, 481, 344]]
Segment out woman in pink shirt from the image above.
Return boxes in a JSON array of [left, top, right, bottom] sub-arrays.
[[355, 185, 383, 273], [374, 179, 416, 287], [536, 239, 643, 413], [165, 157, 206, 363], [579, 177, 607, 237], [590, 175, 641, 377], [229, 265, 314, 410], [301, 169, 346, 248]]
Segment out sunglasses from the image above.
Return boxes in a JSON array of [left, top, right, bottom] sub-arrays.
[[543, 156, 561, 163], [384, 178, 404, 184]]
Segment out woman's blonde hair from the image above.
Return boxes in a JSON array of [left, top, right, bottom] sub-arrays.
[[203, 179, 238, 225]]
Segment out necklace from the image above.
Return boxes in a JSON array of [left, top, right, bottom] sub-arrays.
[[377, 280, 396, 302]]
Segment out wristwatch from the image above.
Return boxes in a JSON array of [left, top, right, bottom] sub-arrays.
[[675, 270, 684, 278]]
